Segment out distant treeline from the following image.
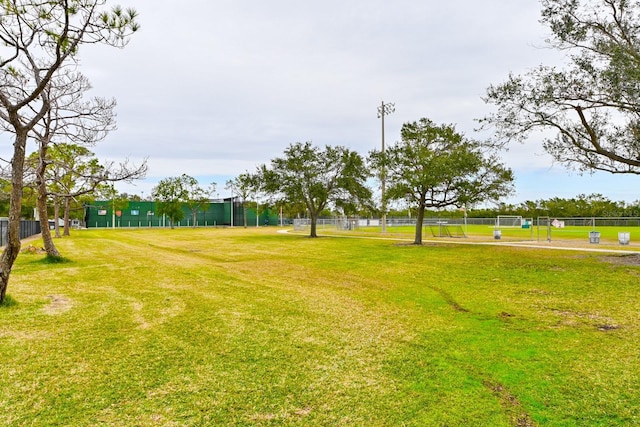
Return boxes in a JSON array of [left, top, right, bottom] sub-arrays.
[[4, 190, 639, 222], [389, 194, 640, 219]]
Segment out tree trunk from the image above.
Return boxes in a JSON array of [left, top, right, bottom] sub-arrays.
[[35, 140, 61, 257], [53, 198, 62, 238], [0, 130, 28, 303], [37, 198, 59, 256], [243, 203, 247, 228], [310, 213, 318, 238], [63, 196, 72, 236], [414, 203, 425, 245]]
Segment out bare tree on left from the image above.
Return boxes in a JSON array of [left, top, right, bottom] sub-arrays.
[[0, 1, 139, 303], [26, 69, 116, 257]]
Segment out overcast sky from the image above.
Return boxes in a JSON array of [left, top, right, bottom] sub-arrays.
[[23, 1, 640, 204]]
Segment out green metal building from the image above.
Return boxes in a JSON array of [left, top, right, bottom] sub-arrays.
[[84, 199, 279, 228]]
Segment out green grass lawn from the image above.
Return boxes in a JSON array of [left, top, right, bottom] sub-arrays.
[[1, 227, 639, 426]]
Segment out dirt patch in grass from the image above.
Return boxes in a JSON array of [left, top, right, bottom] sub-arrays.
[[43, 294, 73, 315], [547, 307, 620, 331], [21, 244, 45, 255], [596, 323, 621, 332], [392, 240, 470, 248], [600, 253, 640, 266], [484, 381, 537, 427], [249, 407, 312, 423]]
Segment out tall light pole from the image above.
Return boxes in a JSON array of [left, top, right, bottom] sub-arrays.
[[377, 101, 395, 233]]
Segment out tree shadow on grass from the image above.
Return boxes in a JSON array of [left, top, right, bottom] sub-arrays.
[[21, 245, 72, 265], [39, 255, 72, 264], [0, 294, 18, 308], [22, 253, 73, 265]]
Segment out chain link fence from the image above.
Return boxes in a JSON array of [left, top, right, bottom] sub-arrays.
[[294, 216, 640, 230]]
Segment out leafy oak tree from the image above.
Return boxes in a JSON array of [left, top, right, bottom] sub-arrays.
[[152, 176, 187, 229], [0, 0, 139, 303], [259, 142, 372, 238], [482, 0, 640, 175], [370, 118, 514, 245], [152, 175, 211, 228], [183, 176, 215, 227], [225, 172, 260, 228]]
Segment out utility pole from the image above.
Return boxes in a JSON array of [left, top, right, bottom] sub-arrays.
[[377, 101, 395, 233]]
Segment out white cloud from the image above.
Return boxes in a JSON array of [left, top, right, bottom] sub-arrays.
[[7, 0, 639, 203]]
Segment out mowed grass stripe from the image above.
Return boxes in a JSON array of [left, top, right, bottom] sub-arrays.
[[0, 227, 638, 426]]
